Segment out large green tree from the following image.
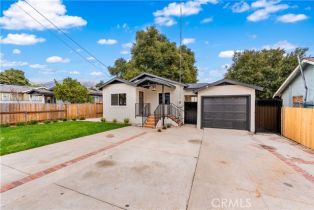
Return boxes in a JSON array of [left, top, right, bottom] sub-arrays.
[[108, 26, 198, 83], [225, 48, 308, 99], [0, 69, 31, 85], [53, 78, 91, 103]]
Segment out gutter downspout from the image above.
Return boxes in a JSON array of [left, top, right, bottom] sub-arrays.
[[297, 56, 308, 103]]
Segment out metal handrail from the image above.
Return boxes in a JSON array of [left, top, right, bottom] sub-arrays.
[[153, 103, 183, 127]]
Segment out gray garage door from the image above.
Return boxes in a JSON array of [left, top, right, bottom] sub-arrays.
[[201, 96, 249, 130]]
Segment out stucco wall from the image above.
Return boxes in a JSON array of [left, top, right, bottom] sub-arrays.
[[281, 64, 314, 107], [102, 83, 137, 123], [196, 85, 256, 132]]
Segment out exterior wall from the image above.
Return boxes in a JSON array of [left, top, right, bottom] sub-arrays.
[[196, 85, 256, 132], [281, 64, 314, 107], [102, 83, 137, 123]]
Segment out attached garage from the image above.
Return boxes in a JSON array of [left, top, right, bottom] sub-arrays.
[[194, 79, 263, 132]]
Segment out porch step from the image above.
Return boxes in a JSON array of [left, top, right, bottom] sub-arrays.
[[143, 115, 158, 128]]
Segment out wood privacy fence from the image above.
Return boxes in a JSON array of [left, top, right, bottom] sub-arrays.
[[0, 103, 103, 124], [282, 107, 314, 150]]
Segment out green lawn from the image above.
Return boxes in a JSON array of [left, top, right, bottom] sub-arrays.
[[0, 121, 127, 156]]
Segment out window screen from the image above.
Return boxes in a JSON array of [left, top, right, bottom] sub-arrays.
[[111, 94, 118, 105]]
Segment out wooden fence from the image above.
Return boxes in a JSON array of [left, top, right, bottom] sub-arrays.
[[0, 103, 103, 124], [282, 107, 314, 149]]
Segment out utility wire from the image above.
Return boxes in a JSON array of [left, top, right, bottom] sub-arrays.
[[15, 3, 101, 71], [21, 0, 111, 77]]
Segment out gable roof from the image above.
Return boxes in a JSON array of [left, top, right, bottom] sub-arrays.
[[129, 72, 186, 86], [273, 58, 314, 97], [134, 77, 176, 88], [193, 79, 263, 93], [0, 84, 38, 93], [98, 77, 136, 90], [184, 83, 209, 91]]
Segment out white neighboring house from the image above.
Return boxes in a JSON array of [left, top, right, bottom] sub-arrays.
[[0, 84, 54, 104], [100, 73, 262, 132]]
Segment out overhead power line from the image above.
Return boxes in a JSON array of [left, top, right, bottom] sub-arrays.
[[20, 0, 110, 77]]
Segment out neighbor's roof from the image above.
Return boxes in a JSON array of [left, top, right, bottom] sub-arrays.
[[273, 58, 314, 97], [129, 72, 187, 86], [0, 84, 33, 93], [26, 87, 53, 96], [193, 79, 263, 93], [88, 89, 102, 96], [184, 83, 209, 91]]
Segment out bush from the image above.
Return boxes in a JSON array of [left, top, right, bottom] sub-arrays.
[[17, 122, 26, 126], [79, 117, 85, 120], [62, 118, 68, 121], [28, 120, 38, 125], [157, 128, 162, 132], [162, 125, 167, 130], [101, 117, 106, 122], [72, 118, 77, 121], [166, 123, 172, 128], [44, 120, 51, 124], [123, 118, 129, 124], [52, 119, 58, 123], [0, 123, 10, 127], [112, 119, 117, 123]]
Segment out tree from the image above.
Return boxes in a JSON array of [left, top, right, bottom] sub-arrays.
[[53, 78, 91, 103], [0, 69, 31, 85], [96, 80, 105, 89], [108, 26, 198, 83], [225, 48, 308, 99]]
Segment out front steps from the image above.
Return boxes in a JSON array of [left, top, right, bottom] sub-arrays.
[[144, 115, 183, 128]]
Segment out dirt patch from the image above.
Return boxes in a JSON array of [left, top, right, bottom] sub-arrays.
[[106, 134, 114, 138], [260, 144, 276, 150], [96, 160, 115, 167], [188, 139, 201, 144]]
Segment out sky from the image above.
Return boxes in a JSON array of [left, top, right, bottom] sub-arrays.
[[0, 0, 313, 84]]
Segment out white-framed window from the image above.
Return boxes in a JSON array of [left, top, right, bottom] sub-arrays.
[[1, 93, 11, 101], [111, 93, 126, 106], [30, 95, 41, 101]]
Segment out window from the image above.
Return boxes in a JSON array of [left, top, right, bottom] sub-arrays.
[[159, 93, 170, 104], [1, 93, 11, 101], [293, 96, 303, 107], [30, 95, 41, 101], [111, 93, 126, 106], [185, 95, 197, 102]]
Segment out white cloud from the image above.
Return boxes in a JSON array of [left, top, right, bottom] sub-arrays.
[[182, 38, 195, 45], [153, 0, 217, 26], [263, 40, 297, 50], [120, 50, 130, 55], [231, 1, 250, 13], [0, 0, 87, 30], [29, 64, 46, 69], [122, 42, 133, 49], [201, 17, 213, 23], [218, 50, 236, 58], [277, 14, 309, 23], [247, 0, 289, 22], [0, 33, 45, 45], [0, 53, 28, 68], [69, 71, 80, 75], [97, 39, 118, 45], [46, 56, 70, 63], [12, 49, 21, 54], [90, 71, 103, 76], [86, 56, 95, 61]]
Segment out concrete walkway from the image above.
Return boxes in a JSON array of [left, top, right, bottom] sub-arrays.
[[1, 126, 314, 210]]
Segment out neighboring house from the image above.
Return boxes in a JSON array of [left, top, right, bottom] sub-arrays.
[[100, 73, 262, 132], [88, 89, 103, 103], [274, 57, 314, 107], [0, 84, 54, 104]]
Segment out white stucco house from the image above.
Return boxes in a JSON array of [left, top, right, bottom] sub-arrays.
[[100, 73, 262, 132]]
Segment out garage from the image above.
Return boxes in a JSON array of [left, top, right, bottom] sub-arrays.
[[194, 79, 263, 132], [201, 96, 250, 130]]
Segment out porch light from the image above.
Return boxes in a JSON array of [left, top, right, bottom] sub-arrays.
[[152, 84, 156, 91]]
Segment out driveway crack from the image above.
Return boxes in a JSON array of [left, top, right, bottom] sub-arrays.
[[54, 183, 127, 210], [1, 163, 30, 175], [185, 129, 204, 210]]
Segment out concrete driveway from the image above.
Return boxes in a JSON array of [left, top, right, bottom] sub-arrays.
[[1, 126, 314, 210]]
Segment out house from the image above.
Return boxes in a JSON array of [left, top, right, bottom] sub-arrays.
[[0, 84, 55, 104], [88, 89, 103, 103], [100, 73, 262, 132], [273, 57, 314, 107]]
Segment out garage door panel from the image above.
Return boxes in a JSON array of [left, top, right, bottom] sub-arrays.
[[201, 96, 249, 130]]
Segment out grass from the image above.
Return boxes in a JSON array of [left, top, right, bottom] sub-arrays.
[[0, 121, 127, 156]]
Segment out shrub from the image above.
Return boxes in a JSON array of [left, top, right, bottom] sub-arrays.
[[162, 125, 167, 130], [17, 122, 26, 126], [101, 117, 106, 122], [0, 123, 10, 127], [123, 118, 129, 124], [28, 120, 38, 125], [72, 118, 77, 121], [52, 119, 58, 123], [44, 120, 51, 124], [62, 118, 68, 121], [157, 128, 162, 132], [79, 117, 86, 120], [112, 119, 117, 123], [166, 123, 172, 128]]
